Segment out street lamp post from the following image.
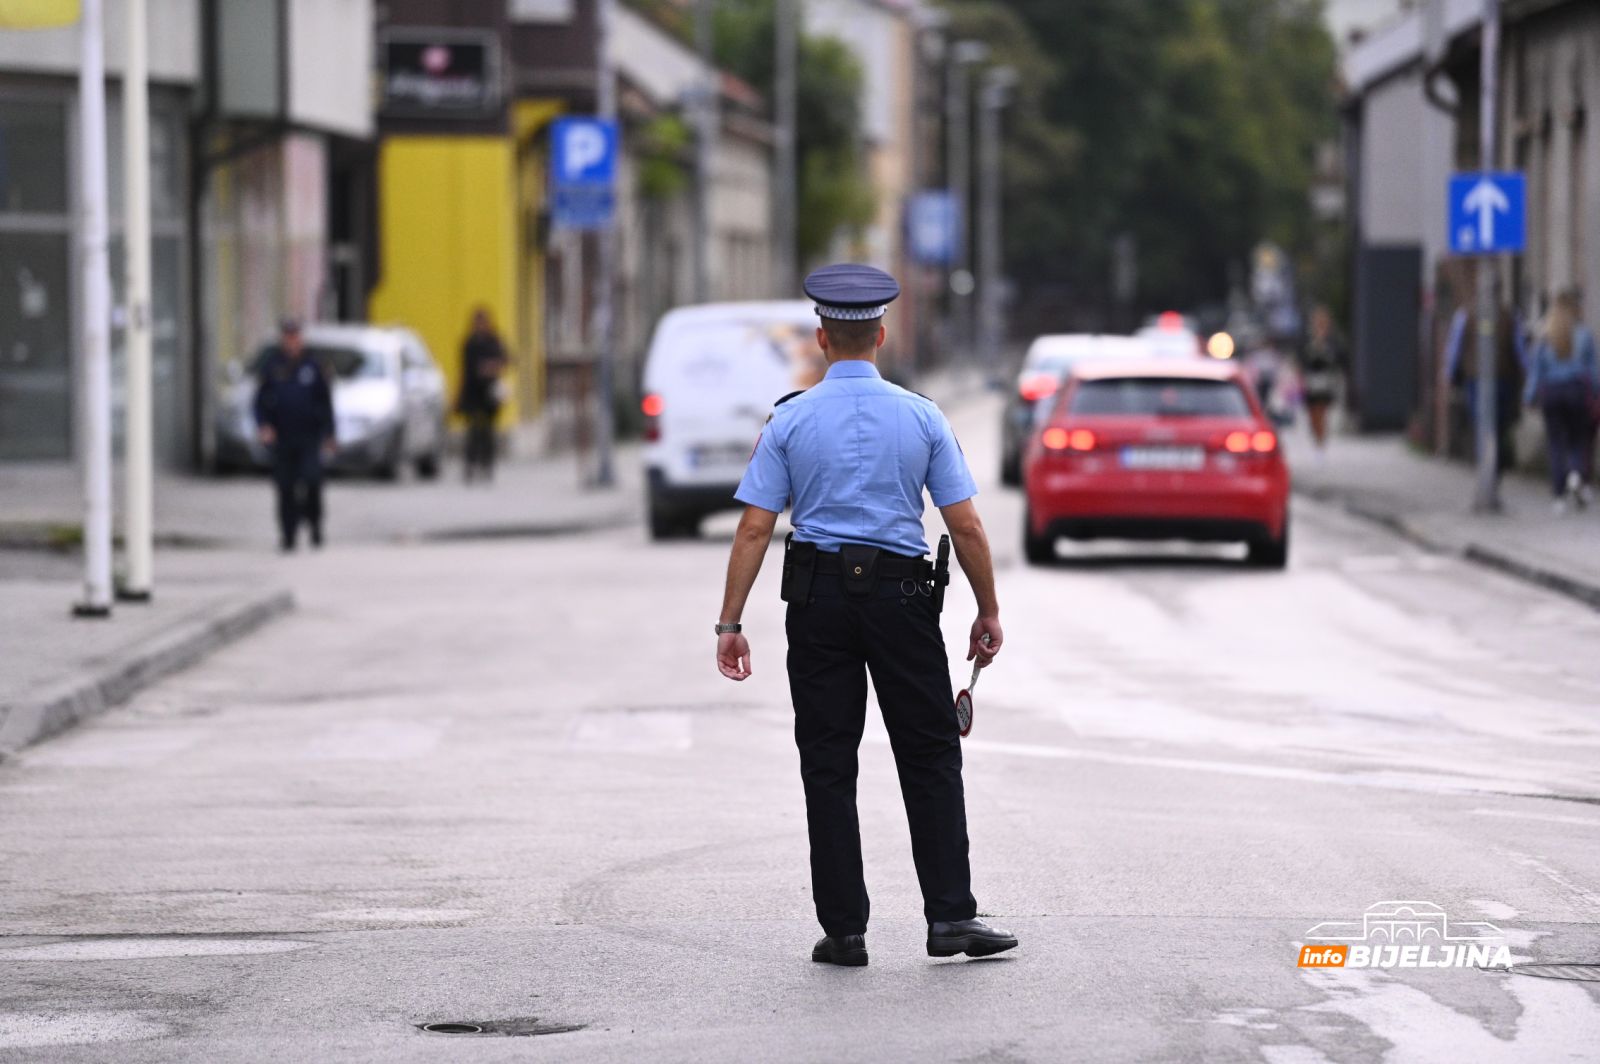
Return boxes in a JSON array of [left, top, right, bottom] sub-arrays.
[[1472, 0, 1502, 512], [945, 40, 987, 366], [121, 0, 154, 602], [74, 0, 113, 618], [593, 0, 617, 487], [977, 65, 1016, 387], [772, 0, 798, 297]]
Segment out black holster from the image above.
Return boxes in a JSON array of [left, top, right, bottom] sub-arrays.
[[780, 533, 818, 604], [932, 534, 952, 614]]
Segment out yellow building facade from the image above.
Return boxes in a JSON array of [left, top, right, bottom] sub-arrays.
[[368, 100, 563, 427]]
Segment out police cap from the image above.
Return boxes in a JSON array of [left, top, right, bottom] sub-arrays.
[[803, 264, 901, 321]]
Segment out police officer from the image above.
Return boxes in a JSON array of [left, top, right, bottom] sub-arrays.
[[253, 318, 335, 552], [715, 264, 1015, 966]]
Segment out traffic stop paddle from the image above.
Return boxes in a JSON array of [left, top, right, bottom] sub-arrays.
[[954, 635, 991, 738]]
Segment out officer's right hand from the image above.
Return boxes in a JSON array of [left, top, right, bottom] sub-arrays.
[[256, 425, 276, 446], [968, 616, 1002, 668], [717, 632, 752, 681]]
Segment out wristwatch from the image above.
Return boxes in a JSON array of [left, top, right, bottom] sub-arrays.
[[714, 622, 742, 635]]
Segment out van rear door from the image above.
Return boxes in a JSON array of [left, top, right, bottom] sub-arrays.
[[646, 317, 816, 486]]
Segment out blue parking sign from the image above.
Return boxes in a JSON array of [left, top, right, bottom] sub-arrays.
[[1448, 172, 1526, 255], [551, 117, 619, 230]]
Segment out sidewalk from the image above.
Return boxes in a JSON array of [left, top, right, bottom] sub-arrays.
[[0, 553, 292, 760], [1288, 429, 1600, 609], [0, 437, 643, 551]]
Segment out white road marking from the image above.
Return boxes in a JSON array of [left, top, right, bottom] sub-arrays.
[[1471, 808, 1600, 828], [566, 711, 692, 753], [303, 719, 446, 761]]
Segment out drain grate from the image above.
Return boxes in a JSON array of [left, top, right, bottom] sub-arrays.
[[1511, 963, 1600, 982], [417, 1018, 585, 1037]]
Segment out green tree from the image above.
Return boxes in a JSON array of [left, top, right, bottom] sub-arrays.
[[623, 0, 877, 263], [947, 0, 1337, 317]]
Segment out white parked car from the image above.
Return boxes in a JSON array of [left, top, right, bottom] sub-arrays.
[[639, 301, 822, 539], [214, 323, 447, 480]]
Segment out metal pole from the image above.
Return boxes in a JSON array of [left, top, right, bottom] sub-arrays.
[[594, 0, 617, 487], [75, 0, 113, 617], [977, 68, 1013, 387], [945, 41, 985, 365], [772, 0, 797, 296], [121, 0, 154, 601], [1472, 0, 1501, 512], [692, 0, 715, 303]]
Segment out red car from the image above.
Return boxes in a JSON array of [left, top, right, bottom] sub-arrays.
[[1021, 359, 1290, 567]]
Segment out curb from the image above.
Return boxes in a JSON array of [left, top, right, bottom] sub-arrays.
[[0, 586, 294, 760], [1295, 484, 1600, 612]]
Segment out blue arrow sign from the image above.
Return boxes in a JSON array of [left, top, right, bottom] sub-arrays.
[[1448, 172, 1525, 255], [551, 117, 619, 230]]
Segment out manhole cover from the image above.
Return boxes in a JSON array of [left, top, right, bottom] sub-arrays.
[[1511, 963, 1600, 982], [417, 1018, 584, 1037]]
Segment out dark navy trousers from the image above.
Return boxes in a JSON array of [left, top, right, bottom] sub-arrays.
[[785, 578, 978, 937]]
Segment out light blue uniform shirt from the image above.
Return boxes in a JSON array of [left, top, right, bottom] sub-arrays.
[[734, 360, 977, 557]]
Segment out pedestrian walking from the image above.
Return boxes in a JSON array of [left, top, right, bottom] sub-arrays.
[[1524, 290, 1600, 511], [253, 318, 335, 552], [1447, 300, 1526, 493], [458, 307, 507, 483], [715, 264, 1015, 967], [1299, 305, 1343, 451]]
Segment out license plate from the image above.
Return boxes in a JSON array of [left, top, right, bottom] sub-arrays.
[[1120, 445, 1204, 470]]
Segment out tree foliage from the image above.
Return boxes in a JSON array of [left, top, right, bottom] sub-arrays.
[[947, 0, 1337, 319], [623, 0, 876, 262]]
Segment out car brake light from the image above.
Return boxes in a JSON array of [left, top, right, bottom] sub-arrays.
[[641, 393, 663, 442], [1252, 430, 1277, 452], [1019, 374, 1058, 403], [1041, 427, 1069, 450], [1068, 429, 1095, 451], [1224, 431, 1251, 453]]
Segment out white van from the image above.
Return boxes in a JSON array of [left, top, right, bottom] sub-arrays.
[[640, 301, 820, 539]]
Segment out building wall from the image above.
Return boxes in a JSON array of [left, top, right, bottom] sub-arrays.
[[1358, 66, 1454, 278], [1504, 2, 1600, 318], [367, 136, 520, 424], [0, 0, 199, 82]]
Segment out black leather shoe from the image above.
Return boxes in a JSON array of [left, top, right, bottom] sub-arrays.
[[811, 934, 868, 967], [927, 918, 1017, 958]]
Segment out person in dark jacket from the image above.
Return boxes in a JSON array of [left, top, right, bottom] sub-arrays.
[[253, 318, 335, 551], [458, 307, 507, 483]]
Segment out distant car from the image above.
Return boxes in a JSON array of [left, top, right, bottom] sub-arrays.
[[1000, 334, 1146, 486], [640, 301, 823, 539], [214, 323, 448, 480], [1135, 310, 1205, 360], [1021, 359, 1290, 567]]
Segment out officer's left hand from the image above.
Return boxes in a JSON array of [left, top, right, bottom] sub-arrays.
[[717, 632, 752, 681]]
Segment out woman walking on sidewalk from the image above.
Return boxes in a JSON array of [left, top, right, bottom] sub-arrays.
[[1524, 290, 1600, 512], [1299, 305, 1343, 452], [457, 307, 508, 483]]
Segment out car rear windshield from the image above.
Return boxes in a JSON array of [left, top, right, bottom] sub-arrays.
[[250, 344, 386, 380], [1069, 377, 1250, 417]]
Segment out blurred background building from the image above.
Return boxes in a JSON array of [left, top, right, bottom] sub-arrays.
[[1342, 0, 1600, 459]]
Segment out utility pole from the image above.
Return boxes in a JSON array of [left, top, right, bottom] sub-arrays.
[[692, 0, 715, 303], [944, 40, 987, 365], [75, 0, 113, 618], [977, 65, 1016, 387], [772, 0, 798, 296], [1472, 0, 1501, 512], [121, 0, 154, 602], [594, 0, 617, 487]]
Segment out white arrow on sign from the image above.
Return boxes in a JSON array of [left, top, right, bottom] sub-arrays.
[[1463, 178, 1509, 248]]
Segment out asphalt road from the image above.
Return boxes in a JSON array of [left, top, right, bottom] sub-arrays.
[[3, 394, 1599, 1063]]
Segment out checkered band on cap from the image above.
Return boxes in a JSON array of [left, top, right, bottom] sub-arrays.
[[815, 304, 888, 320]]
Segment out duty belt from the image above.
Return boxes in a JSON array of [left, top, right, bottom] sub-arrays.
[[813, 550, 930, 580]]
